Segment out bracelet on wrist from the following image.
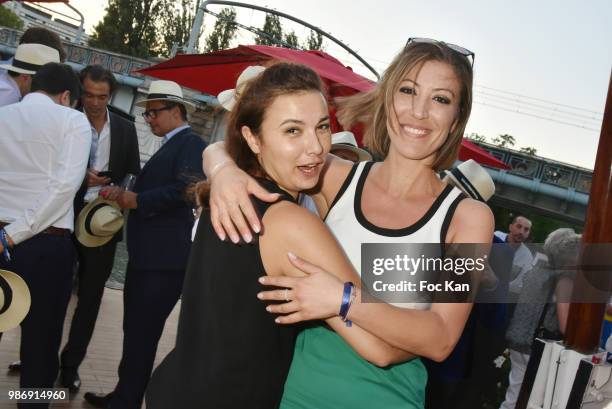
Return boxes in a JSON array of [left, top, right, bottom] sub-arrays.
[[339, 282, 355, 327], [0, 229, 12, 262], [209, 159, 232, 180]]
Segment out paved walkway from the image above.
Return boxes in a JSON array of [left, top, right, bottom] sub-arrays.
[[0, 288, 180, 408]]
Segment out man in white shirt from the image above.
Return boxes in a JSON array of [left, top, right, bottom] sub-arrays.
[[494, 215, 534, 298], [0, 43, 60, 107], [0, 63, 91, 405]]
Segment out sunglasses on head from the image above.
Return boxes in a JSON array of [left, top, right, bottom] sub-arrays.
[[406, 37, 475, 67]]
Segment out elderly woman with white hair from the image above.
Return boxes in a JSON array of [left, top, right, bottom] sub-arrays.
[[501, 227, 578, 409]]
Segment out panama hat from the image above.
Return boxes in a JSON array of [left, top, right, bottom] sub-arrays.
[[136, 80, 196, 114], [331, 131, 373, 162], [0, 269, 31, 332], [443, 159, 495, 202], [0, 43, 60, 75], [76, 198, 124, 247], [217, 65, 266, 111]]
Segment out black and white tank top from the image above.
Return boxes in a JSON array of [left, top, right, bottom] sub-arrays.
[[325, 161, 466, 309]]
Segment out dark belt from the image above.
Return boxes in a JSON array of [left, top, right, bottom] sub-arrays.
[[0, 222, 70, 236]]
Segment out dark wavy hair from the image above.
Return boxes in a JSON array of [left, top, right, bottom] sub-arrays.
[[196, 62, 326, 205]]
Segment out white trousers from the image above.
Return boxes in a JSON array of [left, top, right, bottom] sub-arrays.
[[499, 349, 530, 409]]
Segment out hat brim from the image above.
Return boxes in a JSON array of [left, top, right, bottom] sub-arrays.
[[0, 64, 35, 75], [76, 198, 124, 247], [443, 169, 493, 202], [0, 270, 31, 332], [217, 88, 236, 112], [331, 143, 373, 162], [135, 96, 196, 114]]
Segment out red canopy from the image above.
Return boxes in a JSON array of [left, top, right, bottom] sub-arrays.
[[139, 45, 375, 99], [140, 45, 508, 169], [459, 139, 509, 169]]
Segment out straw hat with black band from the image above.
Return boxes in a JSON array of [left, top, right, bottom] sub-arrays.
[[0, 43, 60, 75], [76, 198, 124, 248], [217, 65, 266, 112], [0, 269, 31, 332], [331, 131, 373, 162], [443, 159, 495, 202], [135, 80, 196, 114]]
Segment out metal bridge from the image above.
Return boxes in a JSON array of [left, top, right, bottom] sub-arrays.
[[473, 141, 591, 225]]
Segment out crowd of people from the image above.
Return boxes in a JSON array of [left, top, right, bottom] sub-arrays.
[[0, 27, 585, 409]]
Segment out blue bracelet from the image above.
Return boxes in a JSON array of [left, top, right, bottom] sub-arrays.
[[339, 282, 355, 327], [0, 229, 11, 262]]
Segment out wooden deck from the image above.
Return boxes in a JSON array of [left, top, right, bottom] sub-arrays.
[[0, 288, 180, 408]]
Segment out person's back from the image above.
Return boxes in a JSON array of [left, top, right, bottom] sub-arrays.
[[0, 87, 90, 234], [147, 180, 299, 409]]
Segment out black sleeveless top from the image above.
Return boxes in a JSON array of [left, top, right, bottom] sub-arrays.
[[146, 179, 299, 409]]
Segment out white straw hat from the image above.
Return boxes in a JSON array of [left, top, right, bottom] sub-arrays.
[[0, 43, 60, 75], [443, 159, 495, 202], [136, 80, 196, 113], [76, 198, 124, 247], [0, 269, 31, 332], [217, 65, 266, 111], [331, 131, 372, 162]]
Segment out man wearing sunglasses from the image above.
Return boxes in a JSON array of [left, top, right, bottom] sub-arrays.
[[84, 80, 206, 409]]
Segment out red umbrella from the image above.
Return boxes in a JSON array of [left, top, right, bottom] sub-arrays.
[[139, 45, 375, 99], [140, 45, 508, 169], [459, 139, 509, 169]]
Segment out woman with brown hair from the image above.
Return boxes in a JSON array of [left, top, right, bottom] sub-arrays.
[[203, 39, 493, 408], [145, 62, 414, 409]]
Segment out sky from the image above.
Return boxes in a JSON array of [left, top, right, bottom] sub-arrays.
[[43, 0, 612, 169]]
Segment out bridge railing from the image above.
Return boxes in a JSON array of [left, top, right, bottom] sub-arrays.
[[1, 26, 154, 79], [471, 141, 593, 194]]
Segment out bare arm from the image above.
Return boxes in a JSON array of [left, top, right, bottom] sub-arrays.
[[262, 198, 494, 362], [260, 201, 413, 367], [203, 142, 354, 240]]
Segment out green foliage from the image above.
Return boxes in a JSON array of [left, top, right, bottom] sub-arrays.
[[159, 0, 201, 56], [492, 133, 516, 148], [205, 7, 237, 52], [467, 132, 487, 143], [255, 13, 283, 46], [283, 30, 299, 49], [89, 0, 165, 58], [0, 5, 24, 30], [519, 146, 537, 156], [304, 29, 323, 50]]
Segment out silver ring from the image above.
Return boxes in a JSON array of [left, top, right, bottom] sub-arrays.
[[284, 288, 289, 302]]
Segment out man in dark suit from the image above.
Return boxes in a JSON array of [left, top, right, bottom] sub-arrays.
[[58, 65, 140, 392], [84, 80, 206, 409]]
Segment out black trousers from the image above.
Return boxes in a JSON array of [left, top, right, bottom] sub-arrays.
[[60, 239, 117, 371], [0, 234, 75, 409], [110, 263, 184, 409]]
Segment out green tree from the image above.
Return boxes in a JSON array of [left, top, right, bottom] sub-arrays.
[[283, 30, 299, 49], [304, 29, 323, 50], [0, 5, 24, 30], [89, 0, 165, 58], [519, 147, 538, 156], [204, 7, 238, 52], [492, 133, 516, 148], [467, 132, 486, 143], [159, 0, 202, 56], [255, 13, 283, 46]]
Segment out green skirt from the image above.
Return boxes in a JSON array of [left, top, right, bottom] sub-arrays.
[[281, 325, 426, 409]]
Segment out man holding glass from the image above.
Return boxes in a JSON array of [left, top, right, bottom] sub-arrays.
[[59, 65, 140, 392], [83, 80, 205, 409]]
